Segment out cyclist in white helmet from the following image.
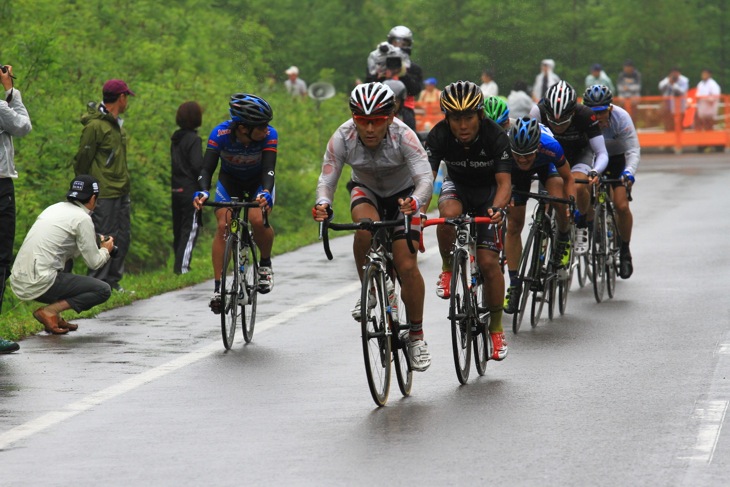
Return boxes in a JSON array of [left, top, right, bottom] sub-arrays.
[[313, 82, 434, 372]]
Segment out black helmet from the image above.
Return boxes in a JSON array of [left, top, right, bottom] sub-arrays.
[[440, 81, 484, 115], [544, 81, 577, 120], [349, 82, 396, 116], [229, 93, 273, 125], [582, 84, 613, 109], [509, 117, 542, 154]]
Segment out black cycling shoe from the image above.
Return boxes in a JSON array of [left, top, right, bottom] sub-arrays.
[[619, 249, 633, 279], [209, 293, 222, 314]]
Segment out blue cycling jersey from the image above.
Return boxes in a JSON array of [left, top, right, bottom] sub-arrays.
[[206, 120, 278, 181], [513, 127, 567, 174]]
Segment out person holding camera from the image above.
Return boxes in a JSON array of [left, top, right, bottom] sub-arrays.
[[1, 62, 32, 353], [10, 175, 113, 334], [658, 67, 689, 131]]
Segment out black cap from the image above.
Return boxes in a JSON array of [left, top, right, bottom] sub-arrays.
[[67, 175, 100, 201]]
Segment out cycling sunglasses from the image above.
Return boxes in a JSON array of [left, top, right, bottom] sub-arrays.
[[546, 114, 573, 126], [353, 115, 390, 127], [512, 149, 538, 158]]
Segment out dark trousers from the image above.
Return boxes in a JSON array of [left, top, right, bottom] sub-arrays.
[[37, 272, 111, 312], [0, 178, 15, 314], [171, 190, 200, 274], [89, 195, 131, 289]]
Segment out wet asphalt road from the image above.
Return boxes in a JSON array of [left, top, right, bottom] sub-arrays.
[[1, 153, 729, 486]]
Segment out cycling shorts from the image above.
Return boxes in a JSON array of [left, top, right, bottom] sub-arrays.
[[602, 154, 628, 188], [348, 181, 420, 242], [511, 164, 560, 206], [437, 178, 500, 253], [569, 146, 594, 175], [215, 171, 276, 204]]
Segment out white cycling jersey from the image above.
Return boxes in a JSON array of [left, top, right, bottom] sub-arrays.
[[603, 104, 640, 176], [315, 117, 433, 207]]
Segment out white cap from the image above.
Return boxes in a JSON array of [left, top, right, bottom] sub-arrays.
[[541, 59, 555, 69], [285, 66, 299, 75]]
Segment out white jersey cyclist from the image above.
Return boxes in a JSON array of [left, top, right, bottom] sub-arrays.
[[316, 116, 432, 207], [599, 103, 640, 178]]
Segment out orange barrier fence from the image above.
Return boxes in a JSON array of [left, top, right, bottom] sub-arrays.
[[416, 95, 730, 153]]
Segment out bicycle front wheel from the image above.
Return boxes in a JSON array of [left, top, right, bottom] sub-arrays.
[[513, 225, 538, 334], [450, 249, 472, 384], [606, 210, 619, 299], [361, 263, 391, 406], [240, 238, 258, 343], [220, 234, 240, 350], [592, 207, 607, 303], [530, 226, 553, 328]]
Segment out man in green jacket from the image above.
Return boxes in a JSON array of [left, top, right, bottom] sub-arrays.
[[73, 79, 134, 292]]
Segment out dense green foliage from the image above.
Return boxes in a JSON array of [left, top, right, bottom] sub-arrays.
[[1, 0, 727, 299]]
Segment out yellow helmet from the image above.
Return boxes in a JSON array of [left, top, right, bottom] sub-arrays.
[[440, 81, 484, 115]]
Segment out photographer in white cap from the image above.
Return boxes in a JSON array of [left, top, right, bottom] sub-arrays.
[[284, 66, 307, 97], [10, 175, 114, 334]]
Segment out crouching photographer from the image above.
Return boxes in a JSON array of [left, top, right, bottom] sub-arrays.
[[10, 175, 113, 334]]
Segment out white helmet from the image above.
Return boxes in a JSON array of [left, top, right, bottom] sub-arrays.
[[388, 25, 413, 53], [350, 82, 396, 116]]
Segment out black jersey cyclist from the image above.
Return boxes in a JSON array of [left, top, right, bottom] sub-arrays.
[[530, 81, 609, 256], [425, 80, 512, 361], [193, 93, 277, 313], [503, 117, 576, 313], [582, 84, 639, 278], [313, 82, 433, 372]]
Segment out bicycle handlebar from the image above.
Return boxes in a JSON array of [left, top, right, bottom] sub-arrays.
[[319, 214, 415, 260], [510, 189, 576, 208], [422, 216, 493, 228], [202, 200, 270, 228], [574, 177, 632, 202]]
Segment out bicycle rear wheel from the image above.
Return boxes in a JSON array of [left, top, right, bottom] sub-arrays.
[[391, 276, 412, 397], [220, 234, 240, 350], [450, 248, 472, 384], [240, 238, 258, 343], [513, 226, 538, 334], [591, 207, 607, 303], [605, 210, 619, 299], [361, 263, 391, 406], [474, 282, 490, 376], [530, 227, 553, 328]]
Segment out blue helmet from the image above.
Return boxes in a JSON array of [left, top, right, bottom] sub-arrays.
[[229, 93, 273, 125], [509, 117, 542, 154], [583, 84, 613, 110]]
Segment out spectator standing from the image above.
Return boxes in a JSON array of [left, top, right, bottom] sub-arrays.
[[616, 60, 642, 116], [10, 175, 113, 334], [507, 80, 535, 119], [532, 59, 560, 102], [73, 79, 134, 292], [0, 62, 32, 354], [170, 101, 204, 274], [480, 68, 499, 98], [617, 60, 642, 98], [418, 77, 440, 104], [284, 66, 307, 97], [695, 69, 721, 131], [658, 67, 689, 131], [584, 64, 615, 93]]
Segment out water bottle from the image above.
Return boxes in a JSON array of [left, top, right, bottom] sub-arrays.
[[386, 277, 398, 323]]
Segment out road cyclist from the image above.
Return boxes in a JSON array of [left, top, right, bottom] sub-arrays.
[[503, 117, 577, 316], [312, 81, 434, 372], [424, 80, 512, 361], [192, 93, 277, 314], [530, 81, 609, 260], [484, 95, 513, 131], [581, 84, 639, 279]]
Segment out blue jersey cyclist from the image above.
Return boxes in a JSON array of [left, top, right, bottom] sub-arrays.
[[193, 93, 277, 313], [503, 117, 576, 313]]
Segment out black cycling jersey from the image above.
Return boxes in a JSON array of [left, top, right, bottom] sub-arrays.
[[425, 117, 513, 188], [536, 103, 601, 163]]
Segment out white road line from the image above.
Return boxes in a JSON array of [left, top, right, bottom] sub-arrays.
[[0, 244, 439, 451], [685, 400, 728, 464], [0, 280, 362, 451]]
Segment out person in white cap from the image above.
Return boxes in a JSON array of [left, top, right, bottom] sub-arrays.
[[532, 59, 560, 102], [284, 66, 307, 97]]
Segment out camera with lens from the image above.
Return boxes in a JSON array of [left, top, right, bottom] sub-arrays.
[[97, 234, 119, 258], [367, 42, 410, 78], [0, 65, 7, 74]]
